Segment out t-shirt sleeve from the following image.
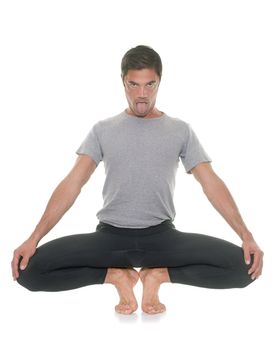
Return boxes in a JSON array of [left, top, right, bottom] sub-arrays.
[[76, 123, 103, 166], [180, 123, 212, 174]]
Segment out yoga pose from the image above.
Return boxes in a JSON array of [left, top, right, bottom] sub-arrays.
[[12, 45, 263, 315]]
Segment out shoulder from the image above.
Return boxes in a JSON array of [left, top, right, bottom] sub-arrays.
[[164, 113, 191, 135], [165, 113, 189, 126], [88, 112, 123, 134], [98, 113, 123, 126]]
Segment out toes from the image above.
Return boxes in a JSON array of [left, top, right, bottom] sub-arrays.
[[115, 303, 136, 314], [115, 299, 138, 314], [143, 303, 166, 314]]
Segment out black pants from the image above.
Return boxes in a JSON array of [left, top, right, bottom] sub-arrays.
[[17, 219, 254, 291]]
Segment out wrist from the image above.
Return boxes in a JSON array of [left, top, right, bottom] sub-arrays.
[[29, 232, 42, 245], [240, 230, 254, 242]]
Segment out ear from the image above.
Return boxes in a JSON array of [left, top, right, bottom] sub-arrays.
[[121, 74, 125, 87]]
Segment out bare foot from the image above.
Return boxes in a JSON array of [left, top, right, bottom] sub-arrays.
[[104, 267, 139, 314], [139, 267, 170, 314]]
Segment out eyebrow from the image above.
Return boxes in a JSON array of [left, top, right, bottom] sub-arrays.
[[127, 80, 157, 85]]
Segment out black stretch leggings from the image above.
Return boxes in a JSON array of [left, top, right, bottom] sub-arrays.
[[17, 219, 254, 291]]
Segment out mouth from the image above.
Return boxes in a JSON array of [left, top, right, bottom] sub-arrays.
[[136, 99, 148, 103], [136, 101, 148, 105], [136, 100, 149, 106], [135, 101, 149, 114]]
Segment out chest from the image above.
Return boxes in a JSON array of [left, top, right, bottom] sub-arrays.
[[100, 125, 184, 168]]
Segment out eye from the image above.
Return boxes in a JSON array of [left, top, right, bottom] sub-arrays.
[[147, 82, 156, 88], [128, 82, 137, 88]]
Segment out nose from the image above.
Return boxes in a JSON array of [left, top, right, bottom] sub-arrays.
[[138, 86, 148, 98]]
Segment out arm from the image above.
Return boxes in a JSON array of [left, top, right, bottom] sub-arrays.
[[191, 162, 263, 279], [29, 154, 97, 243], [12, 154, 97, 279]]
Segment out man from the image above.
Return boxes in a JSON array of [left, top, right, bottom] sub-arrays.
[[12, 45, 263, 315]]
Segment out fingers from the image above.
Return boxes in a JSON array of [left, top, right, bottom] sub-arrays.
[[248, 251, 264, 280], [11, 252, 20, 280], [20, 256, 29, 271], [242, 240, 264, 280], [11, 251, 30, 280], [11, 239, 37, 281], [243, 247, 251, 265]]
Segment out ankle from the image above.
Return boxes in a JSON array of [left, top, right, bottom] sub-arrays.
[[141, 267, 171, 283], [104, 268, 123, 284]]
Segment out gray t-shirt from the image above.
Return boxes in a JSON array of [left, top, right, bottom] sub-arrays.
[[76, 110, 212, 228]]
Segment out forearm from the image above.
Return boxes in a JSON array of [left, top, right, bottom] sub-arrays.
[[29, 177, 81, 243], [203, 175, 253, 242]]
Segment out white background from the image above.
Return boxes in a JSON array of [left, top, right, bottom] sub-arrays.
[[1, 0, 273, 349]]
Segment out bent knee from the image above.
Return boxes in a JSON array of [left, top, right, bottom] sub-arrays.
[[17, 270, 42, 292], [235, 272, 255, 288]]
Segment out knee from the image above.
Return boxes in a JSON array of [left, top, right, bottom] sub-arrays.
[[233, 265, 256, 288], [236, 275, 255, 288], [231, 251, 256, 288], [17, 268, 42, 292]]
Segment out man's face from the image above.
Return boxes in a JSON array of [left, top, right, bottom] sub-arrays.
[[122, 68, 160, 117]]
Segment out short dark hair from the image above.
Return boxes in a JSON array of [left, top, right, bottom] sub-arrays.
[[121, 45, 162, 81]]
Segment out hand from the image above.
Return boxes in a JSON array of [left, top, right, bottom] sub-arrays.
[[11, 237, 38, 280], [242, 238, 264, 280]]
